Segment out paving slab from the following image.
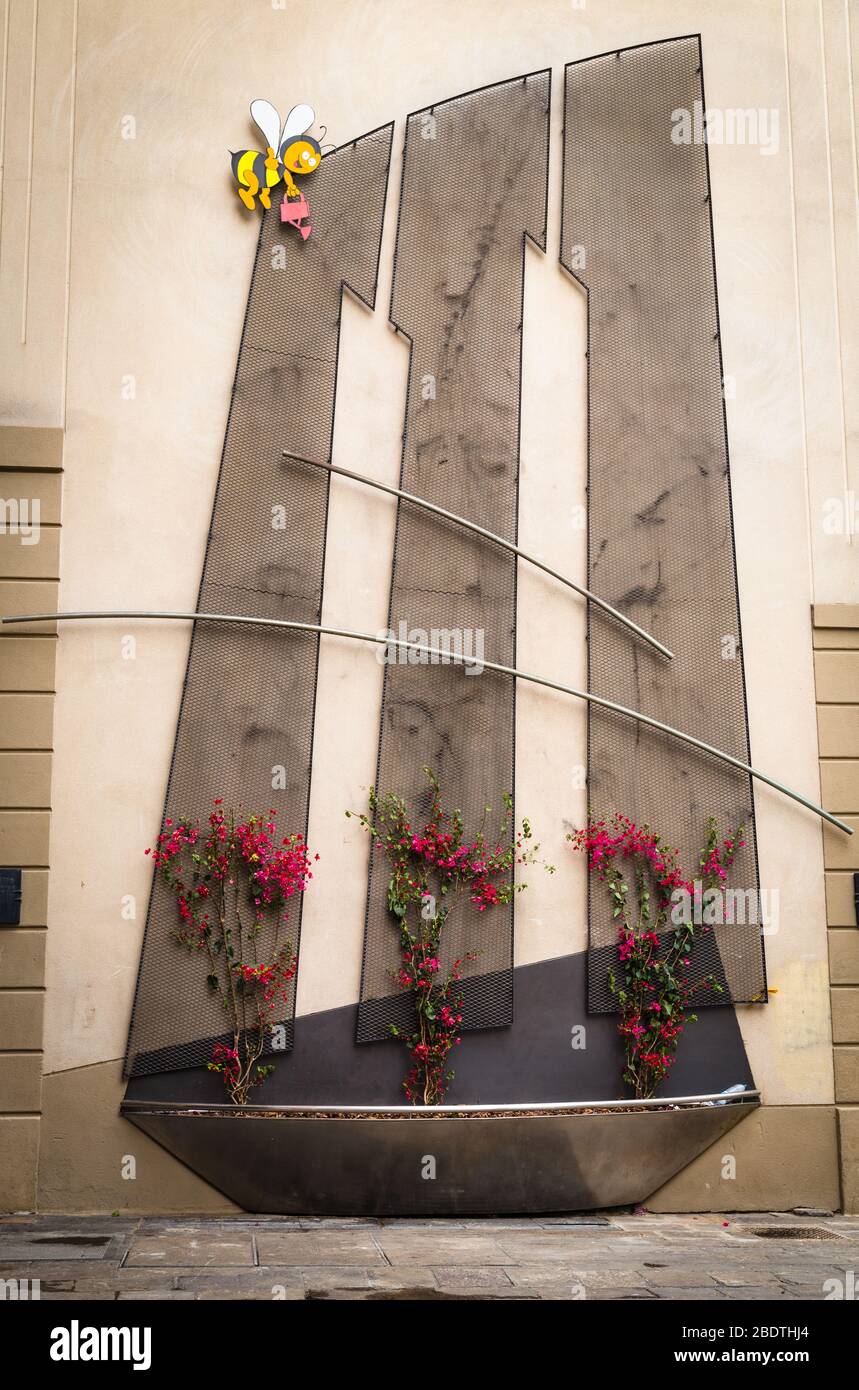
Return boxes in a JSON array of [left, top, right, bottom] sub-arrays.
[[712, 1269, 782, 1287], [504, 1262, 598, 1287], [731, 1287, 801, 1300], [256, 1233, 385, 1266], [431, 1265, 514, 1290], [300, 1267, 374, 1291], [641, 1267, 718, 1288], [572, 1268, 649, 1289], [384, 1286, 539, 1301], [503, 1265, 650, 1292], [117, 1290, 197, 1300], [175, 1268, 305, 1293], [374, 1232, 513, 1265], [197, 1288, 305, 1301], [368, 1266, 437, 1291], [647, 1288, 729, 1300], [587, 1289, 661, 1301], [0, 1233, 116, 1261], [778, 1264, 856, 1288], [495, 1233, 660, 1262], [124, 1235, 255, 1267], [4, 1264, 145, 1290], [39, 1291, 119, 1301]]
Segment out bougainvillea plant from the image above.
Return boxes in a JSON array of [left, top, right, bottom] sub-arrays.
[[568, 814, 745, 1100], [348, 768, 552, 1105], [146, 802, 316, 1105]]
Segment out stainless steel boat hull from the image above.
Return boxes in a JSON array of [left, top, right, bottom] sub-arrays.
[[122, 1096, 758, 1215]]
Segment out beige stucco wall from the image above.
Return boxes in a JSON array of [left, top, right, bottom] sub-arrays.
[[2, 0, 857, 1208]]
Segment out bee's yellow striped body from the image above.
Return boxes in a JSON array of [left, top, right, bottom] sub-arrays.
[[230, 147, 282, 210]]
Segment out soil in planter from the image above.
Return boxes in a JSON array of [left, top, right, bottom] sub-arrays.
[[134, 1102, 735, 1120]]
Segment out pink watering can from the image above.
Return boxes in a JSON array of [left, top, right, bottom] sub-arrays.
[[281, 194, 311, 240]]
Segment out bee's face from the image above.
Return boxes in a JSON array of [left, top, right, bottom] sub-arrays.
[[282, 137, 321, 175]]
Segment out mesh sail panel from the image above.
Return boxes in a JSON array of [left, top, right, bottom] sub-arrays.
[[561, 38, 766, 1011], [125, 125, 393, 1076], [357, 73, 550, 1042]]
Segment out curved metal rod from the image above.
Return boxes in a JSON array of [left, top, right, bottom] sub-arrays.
[[4, 608, 850, 835], [284, 453, 674, 661]]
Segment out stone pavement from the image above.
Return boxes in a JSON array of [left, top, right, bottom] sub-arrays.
[[1, 1211, 857, 1300]]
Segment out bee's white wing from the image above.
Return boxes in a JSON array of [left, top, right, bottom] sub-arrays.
[[279, 104, 315, 150], [250, 99, 282, 152]]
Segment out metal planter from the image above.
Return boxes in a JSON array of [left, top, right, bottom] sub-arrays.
[[121, 1092, 759, 1216]]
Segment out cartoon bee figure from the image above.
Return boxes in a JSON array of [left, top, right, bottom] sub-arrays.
[[230, 100, 322, 238]]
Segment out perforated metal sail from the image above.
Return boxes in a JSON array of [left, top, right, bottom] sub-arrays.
[[124, 125, 393, 1076], [357, 73, 551, 1043], [561, 38, 767, 1011], [125, 43, 766, 1084]]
